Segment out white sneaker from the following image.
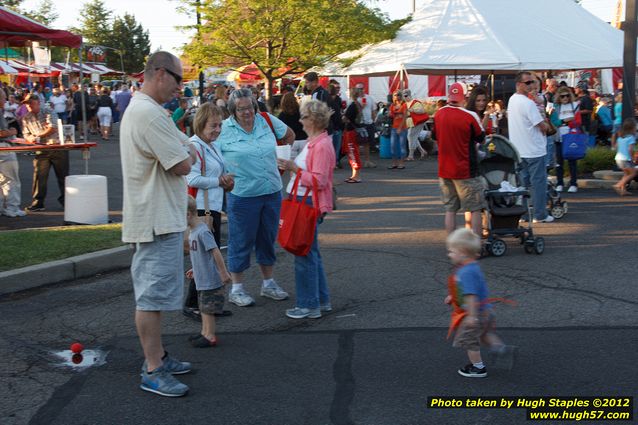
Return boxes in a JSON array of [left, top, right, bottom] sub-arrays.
[[260, 283, 289, 301], [567, 185, 578, 193], [229, 290, 255, 307], [555, 185, 563, 192], [533, 215, 555, 223]]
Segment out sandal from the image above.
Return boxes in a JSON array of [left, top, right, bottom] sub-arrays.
[[396, 166, 406, 169], [190, 334, 218, 348], [214, 310, 233, 317], [345, 178, 361, 183], [387, 165, 398, 169]]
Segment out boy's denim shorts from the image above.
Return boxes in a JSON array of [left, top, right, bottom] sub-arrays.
[[226, 191, 281, 273], [131, 232, 184, 311]]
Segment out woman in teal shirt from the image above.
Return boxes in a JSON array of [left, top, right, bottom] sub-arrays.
[[216, 88, 295, 307]]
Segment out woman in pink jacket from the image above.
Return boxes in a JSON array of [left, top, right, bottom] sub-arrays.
[[277, 100, 335, 319]]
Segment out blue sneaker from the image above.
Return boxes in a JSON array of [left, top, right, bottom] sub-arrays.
[[140, 366, 189, 397], [141, 352, 192, 375]]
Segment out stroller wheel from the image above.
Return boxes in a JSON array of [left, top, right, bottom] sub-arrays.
[[489, 239, 507, 257], [551, 205, 565, 219], [534, 237, 545, 255]]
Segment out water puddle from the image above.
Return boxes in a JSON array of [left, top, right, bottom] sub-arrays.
[[52, 349, 108, 370]]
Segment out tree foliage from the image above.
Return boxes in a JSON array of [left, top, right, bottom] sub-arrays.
[[75, 0, 112, 46], [111, 13, 151, 73], [181, 0, 405, 89], [23, 0, 58, 26]]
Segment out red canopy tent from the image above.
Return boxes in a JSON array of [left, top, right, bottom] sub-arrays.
[[0, 6, 81, 48]]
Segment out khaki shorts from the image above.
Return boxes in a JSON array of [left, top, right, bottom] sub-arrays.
[[439, 177, 487, 212], [453, 311, 496, 351], [197, 287, 226, 315]]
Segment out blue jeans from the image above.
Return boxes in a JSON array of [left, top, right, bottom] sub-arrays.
[[332, 130, 343, 165], [293, 197, 330, 309], [554, 142, 578, 187], [390, 128, 407, 160], [226, 191, 281, 273], [519, 156, 548, 220], [545, 136, 555, 168]]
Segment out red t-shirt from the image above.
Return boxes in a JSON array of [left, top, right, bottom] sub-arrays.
[[390, 102, 407, 129], [433, 105, 485, 179]]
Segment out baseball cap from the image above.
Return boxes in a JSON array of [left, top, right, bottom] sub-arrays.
[[448, 82, 465, 103], [576, 81, 588, 90], [355, 83, 365, 89]]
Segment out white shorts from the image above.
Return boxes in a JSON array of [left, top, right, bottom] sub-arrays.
[[97, 106, 112, 126]]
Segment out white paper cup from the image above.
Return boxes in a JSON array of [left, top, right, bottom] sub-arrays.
[[276, 145, 291, 160]]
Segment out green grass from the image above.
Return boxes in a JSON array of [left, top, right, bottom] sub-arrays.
[[0, 224, 124, 272]]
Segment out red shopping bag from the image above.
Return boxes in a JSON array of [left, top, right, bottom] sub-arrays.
[[277, 170, 319, 256]]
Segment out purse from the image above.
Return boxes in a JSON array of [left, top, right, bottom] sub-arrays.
[[561, 128, 587, 160], [277, 170, 319, 256]]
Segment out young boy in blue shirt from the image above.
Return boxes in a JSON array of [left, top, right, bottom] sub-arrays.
[[444, 228, 515, 377], [185, 196, 231, 347]]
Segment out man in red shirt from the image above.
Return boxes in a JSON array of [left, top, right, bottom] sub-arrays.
[[432, 82, 486, 235]]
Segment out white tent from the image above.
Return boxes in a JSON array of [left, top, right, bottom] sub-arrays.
[[345, 0, 628, 76]]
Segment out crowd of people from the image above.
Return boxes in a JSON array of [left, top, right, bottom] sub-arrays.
[[4, 49, 635, 394]]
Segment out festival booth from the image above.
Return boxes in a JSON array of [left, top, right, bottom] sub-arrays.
[[0, 6, 108, 225], [339, 0, 633, 157]]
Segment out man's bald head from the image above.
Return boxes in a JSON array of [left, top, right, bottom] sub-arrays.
[[144, 51, 180, 80]]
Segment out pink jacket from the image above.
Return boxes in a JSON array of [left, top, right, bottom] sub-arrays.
[[299, 131, 335, 214]]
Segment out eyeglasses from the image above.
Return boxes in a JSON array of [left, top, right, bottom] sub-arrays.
[[521, 80, 535, 86], [236, 106, 254, 113], [560, 94, 570, 98], [156, 67, 182, 85]]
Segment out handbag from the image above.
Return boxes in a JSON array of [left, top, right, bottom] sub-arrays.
[[277, 170, 319, 256], [561, 128, 587, 160]]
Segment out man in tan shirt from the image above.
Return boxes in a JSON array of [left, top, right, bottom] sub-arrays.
[[120, 51, 197, 397]]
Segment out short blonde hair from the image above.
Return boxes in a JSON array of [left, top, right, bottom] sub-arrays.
[[299, 99, 332, 131], [446, 228, 481, 256], [187, 195, 197, 215], [193, 102, 223, 138]]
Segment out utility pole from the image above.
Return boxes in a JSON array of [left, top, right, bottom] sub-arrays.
[[196, 0, 205, 104], [622, 0, 637, 121], [412, 0, 416, 14]]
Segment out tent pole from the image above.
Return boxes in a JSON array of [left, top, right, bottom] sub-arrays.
[[622, 0, 637, 122], [79, 43, 88, 142]]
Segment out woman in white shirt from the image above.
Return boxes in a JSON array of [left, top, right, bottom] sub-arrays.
[[552, 86, 580, 192], [183, 102, 235, 320], [49, 88, 68, 123]]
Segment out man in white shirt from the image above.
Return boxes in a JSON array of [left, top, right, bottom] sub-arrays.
[[507, 72, 553, 223], [355, 83, 377, 167], [120, 51, 197, 397]]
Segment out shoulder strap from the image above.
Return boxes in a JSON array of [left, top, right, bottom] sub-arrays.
[[259, 111, 283, 145], [197, 143, 211, 214]]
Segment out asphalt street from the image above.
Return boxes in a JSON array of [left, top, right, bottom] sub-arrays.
[[1, 130, 637, 424]]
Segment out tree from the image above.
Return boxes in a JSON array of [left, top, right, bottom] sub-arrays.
[[23, 0, 59, 26], [110, 13, 151, 73], [74, 0, 113, 47], [0, 0, 24, 11], [181, 0, 406, 99]]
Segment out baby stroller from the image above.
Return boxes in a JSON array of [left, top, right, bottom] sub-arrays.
[[479, 135, 545, 257], [547, 180, 567, 219]]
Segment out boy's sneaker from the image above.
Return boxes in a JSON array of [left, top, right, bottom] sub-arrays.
[[285, 307, 322, 319], [555, 185, 563, 192], [492, 345, 518, 371], [260, 283, 288, 301], [320, 303, 333, 312], [140, 366, 189, 397], [190, 335, 218, 348], [229, 290, 255, 307], [458, 364, 487, 378], [142, 352, 192, 375], [568, 185, 578, 193]]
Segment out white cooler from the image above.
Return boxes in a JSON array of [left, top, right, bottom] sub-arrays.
[[64, 175, 109, 224]]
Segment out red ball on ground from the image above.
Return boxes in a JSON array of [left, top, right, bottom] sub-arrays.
[[70, 342, 84, 354]]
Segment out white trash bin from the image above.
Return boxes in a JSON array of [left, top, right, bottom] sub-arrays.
[[64, 175, 109, 224]]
